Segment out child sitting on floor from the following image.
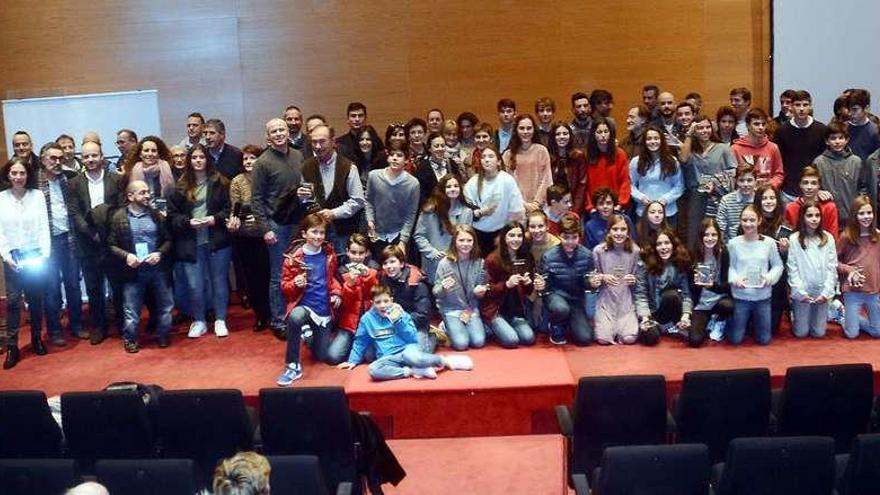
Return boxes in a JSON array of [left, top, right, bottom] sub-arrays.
[[338, 285, 474, 381]]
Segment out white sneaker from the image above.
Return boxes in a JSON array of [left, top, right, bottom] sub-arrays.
[[411, 367, 438, 379], [187, 321, 207, 338], [214, 320, 229, 337], [443, 354, 474, 371]]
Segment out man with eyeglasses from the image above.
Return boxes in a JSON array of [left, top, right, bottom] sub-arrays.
[[115, 129, 138, 172], [38, 143, 84, 346]]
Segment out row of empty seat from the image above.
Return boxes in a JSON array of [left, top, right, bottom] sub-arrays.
[[0, 455, 350, 495], [578, 435, 880, 495], [556, 363, 879, 487], [0, 386, 360, 493]]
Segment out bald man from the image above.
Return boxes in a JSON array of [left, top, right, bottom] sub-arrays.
[[250, 117, 306, 335], [71, 140, 122, 344], [655, 91, 677, 132], [66, 482, 110, 495], [107, 179, 174, 353]]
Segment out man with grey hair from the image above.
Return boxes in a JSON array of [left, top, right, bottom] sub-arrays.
[[251, 118, 306, 337], [203, 118, 243, 179], [39, 142, 84, 346]]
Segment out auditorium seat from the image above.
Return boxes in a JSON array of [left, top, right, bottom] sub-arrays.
[[268, 455, 353, 495], [712, 436, 835, 495], [96, 458, 196, 495], [584, 444, 710, 495], [836, 434, 880, 495], [776, 363, 874, 452], [674, 368, 771, 462], [61, 390, 157, 471], [157, 389, 254, 485], [0, 390, 63, 458], [259, 387, 360, 494], [0, 458, 78, 495], [556, 375, 669, 486]]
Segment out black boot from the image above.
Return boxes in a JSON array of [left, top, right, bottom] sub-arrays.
[[32, 338, 47, 356], [3, 346, 19, 369]]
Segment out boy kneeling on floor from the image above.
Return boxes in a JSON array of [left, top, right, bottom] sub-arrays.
[[338, 285, 473, 380]]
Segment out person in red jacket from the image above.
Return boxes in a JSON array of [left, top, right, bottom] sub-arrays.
[[731, 108, 784, 189], [783, 166, 839, 240], [276, 213, 343, 386], [337, 233, 378, 337], [583, 117, 631, 212]]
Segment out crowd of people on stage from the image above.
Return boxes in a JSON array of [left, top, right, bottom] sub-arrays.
[[2, 84, 880, 385]]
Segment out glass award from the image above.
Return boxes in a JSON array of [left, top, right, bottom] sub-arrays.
[[695, 263, 715, 286], [744, 264, 763, 288]]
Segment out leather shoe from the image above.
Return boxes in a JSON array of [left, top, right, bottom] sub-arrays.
[[253, 319, 269, 332], [240, 294, 251, 310], [272, 326, 287, 341], [157, 335, 171, 348], [4, 346, 19, 369], [32, 339, 47, 356], [73, 329, 90, 340], [51, 335, 67, 347], [90, 330, 106, 345]]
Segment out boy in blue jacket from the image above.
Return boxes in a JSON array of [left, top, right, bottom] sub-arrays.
[[338, 285, 473, 380]]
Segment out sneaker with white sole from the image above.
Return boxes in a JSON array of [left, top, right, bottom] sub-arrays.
[[410, 366, 438, 379], [214, 320, 229, 337], [443, 354, 474, 371], [276, 363, 302, 387], [187, 321, 207, 338]]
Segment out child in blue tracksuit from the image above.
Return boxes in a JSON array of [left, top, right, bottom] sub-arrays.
[[338, 285, 473, 381]]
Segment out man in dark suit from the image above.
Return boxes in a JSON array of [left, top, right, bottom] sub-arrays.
[[71, 140, 122, 344], [204, 118, 243, 180], [9, 130, 40, 188]]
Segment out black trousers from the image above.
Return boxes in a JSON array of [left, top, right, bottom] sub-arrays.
[[234, 236, 271, 323], [689, 296, 734, 347], [640, 288, 682, 346]]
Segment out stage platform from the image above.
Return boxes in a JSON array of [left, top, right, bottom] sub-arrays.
[[3, 309, 880, 440]]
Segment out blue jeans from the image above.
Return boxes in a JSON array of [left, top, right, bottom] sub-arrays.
[[489, 316, 535, 348], [842, 292, 880, 339], [368, 344, 444, 381], [121, 268, 174, 342], [173, 261, 190, 316], [442, 309, 486, 351], [791, 299, 828, 338], [45, 233, 83, 336], [728, 298, 771, 345], [545, 292, 593, 345], [267, 223, 295, 328], [182, 245, 232, 321]]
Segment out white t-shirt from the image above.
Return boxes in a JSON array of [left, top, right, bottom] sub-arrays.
[[463, 171, 525, 232]]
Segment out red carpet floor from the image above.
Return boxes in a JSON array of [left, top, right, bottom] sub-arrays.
[[3, 307, 880, 439], [384, 435, 567, 495]]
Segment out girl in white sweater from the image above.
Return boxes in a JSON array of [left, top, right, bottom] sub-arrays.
[[787, 200, 838, 338]]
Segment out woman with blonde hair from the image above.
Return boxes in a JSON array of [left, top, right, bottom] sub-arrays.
[[212, 451, 271, 495]]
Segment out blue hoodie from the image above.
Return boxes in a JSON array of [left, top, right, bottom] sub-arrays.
[[347, 306, 419, 364]]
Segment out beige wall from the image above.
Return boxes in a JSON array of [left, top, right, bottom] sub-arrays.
[[0, 0, 770, 157]]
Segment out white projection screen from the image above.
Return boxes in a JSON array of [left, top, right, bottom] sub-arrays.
[[2, 90, 160, 162], [773, 0, 880, 120]]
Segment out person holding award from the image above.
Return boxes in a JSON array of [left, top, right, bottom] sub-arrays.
[[727, 204, 784, 345], [0, 157, 51, 369]]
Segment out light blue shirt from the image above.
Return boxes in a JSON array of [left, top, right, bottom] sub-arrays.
[[629, 155, 684, 217], [498, 127, 513, 153], [47, 178, 69, 235]]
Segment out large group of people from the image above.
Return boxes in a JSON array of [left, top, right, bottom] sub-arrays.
[[2, 84, 880, 387]]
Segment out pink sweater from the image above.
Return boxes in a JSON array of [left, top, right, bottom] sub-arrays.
[[837, 232, 880, 293], [504, 144, 553, 205]]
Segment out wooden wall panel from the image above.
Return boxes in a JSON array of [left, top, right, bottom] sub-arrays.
[[0, 0, 769, 158]]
